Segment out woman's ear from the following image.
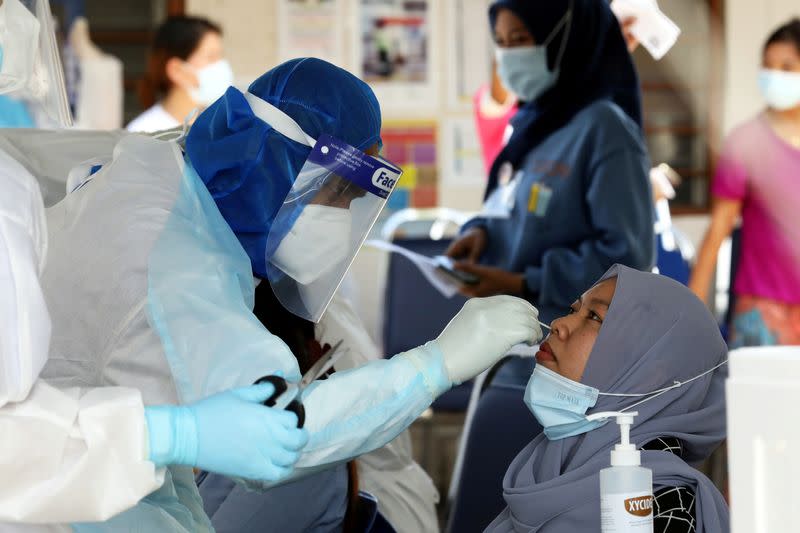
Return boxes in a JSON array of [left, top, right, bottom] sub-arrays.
[[165, 57, 198, 92]]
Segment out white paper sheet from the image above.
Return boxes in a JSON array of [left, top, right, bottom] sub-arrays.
[[611, 0, 681, 60], [364, 239, 461, 298]]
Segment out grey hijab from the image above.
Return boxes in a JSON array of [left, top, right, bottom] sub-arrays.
[[486, 265, 729, 532]]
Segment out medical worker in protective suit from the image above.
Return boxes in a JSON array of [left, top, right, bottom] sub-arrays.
[[0, 2, 309, 529], [0, 148, 309, 530], [24, 56, 543, 531]]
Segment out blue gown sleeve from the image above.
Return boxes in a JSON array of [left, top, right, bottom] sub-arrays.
[[297, 341, 450, 467]]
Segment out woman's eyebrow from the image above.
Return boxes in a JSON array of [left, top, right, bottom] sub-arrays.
[[587, 297, 610, 308], [509, 29, 530, 39], [579, 294, 610, 308]]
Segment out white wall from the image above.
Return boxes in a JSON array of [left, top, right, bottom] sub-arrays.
[[187, 0, 278, 85]]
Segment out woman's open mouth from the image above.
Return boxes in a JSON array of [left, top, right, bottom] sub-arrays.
[[536, 341, 556, 363]]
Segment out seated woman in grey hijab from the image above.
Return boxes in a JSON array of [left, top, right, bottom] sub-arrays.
[[486, 264, 729, 533]]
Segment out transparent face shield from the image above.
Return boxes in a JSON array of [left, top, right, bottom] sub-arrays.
[[0, 0, 72, 127], [244, 92, 401, 322]]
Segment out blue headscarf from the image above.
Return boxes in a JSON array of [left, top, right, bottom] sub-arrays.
[[485, 0, 642, 199], [185, 58, 382, 278]]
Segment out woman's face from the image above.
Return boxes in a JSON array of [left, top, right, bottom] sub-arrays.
[[187, 31, 225, 70], [763, 41, 800, 73], [167, 31, 225, 91], [535, 278, 617, 382], [494, 8, 535, 48]]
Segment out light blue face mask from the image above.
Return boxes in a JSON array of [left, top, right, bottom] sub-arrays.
[[524, 360, 730, 440], [524, 364, 606, 440], [758, 68, 800, 111], [494, 9, 572, 103]]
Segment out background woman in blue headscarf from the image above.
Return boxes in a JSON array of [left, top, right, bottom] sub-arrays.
[[446, 0, 655, 324]]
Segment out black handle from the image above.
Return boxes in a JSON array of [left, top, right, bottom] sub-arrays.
[[254, 375, 305, 428], [286, 400, 306, 429], [255, 375, 287, 406]]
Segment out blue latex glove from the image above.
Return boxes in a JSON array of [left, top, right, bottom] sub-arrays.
[[145, 383, 309, 481]]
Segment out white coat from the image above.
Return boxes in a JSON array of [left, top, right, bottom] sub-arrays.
[[0, 147, 164, 529]]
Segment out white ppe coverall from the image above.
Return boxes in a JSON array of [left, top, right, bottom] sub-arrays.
[[0, 147, 165, 530]]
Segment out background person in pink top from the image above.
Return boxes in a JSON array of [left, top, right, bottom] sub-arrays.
[[690, 18, 800, 348]]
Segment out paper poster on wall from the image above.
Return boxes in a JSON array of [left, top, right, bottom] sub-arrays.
[[440, 117, 485, 185], [380, 121, 438, 210], [354, 0, 439, 112], [278, 0, 345, 66], [445, 0, 493, 111]]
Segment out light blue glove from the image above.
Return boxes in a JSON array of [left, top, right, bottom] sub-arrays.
[[144, 382, 309, 481]]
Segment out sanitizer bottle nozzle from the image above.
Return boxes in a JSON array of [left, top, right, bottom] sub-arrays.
[[586, 411, 640, 466]]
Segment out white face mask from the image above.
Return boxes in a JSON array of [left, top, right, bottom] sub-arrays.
[[0, 0, 41, 96], [189, 59, 234, 106], [270, 204, 352, 285], [759, 68, 800, 111]]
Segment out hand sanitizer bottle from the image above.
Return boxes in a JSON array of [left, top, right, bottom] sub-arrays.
[[591, 411, 654, 532]]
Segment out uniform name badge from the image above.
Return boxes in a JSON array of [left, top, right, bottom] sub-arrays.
[[528, 183, 553, 216]]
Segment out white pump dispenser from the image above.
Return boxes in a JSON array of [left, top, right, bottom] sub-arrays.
[[587, 411, 654, 532]]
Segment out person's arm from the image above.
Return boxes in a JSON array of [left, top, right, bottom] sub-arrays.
[[688, 130, 747, 304], [0, 381, 165, 524], [237, 296, 540, 493], [297, 295, 539, 469], [445, 223, 489, 263], [688, 198, 741, 303], [0, 380, 306, 524], [297, 342, 449, 468]]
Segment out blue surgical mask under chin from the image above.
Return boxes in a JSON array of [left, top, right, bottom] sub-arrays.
[[524, 359, 730, 441], [524, 364, 607, 440]]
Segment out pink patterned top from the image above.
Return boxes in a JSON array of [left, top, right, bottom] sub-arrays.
[[712, 114, 800, 304]]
